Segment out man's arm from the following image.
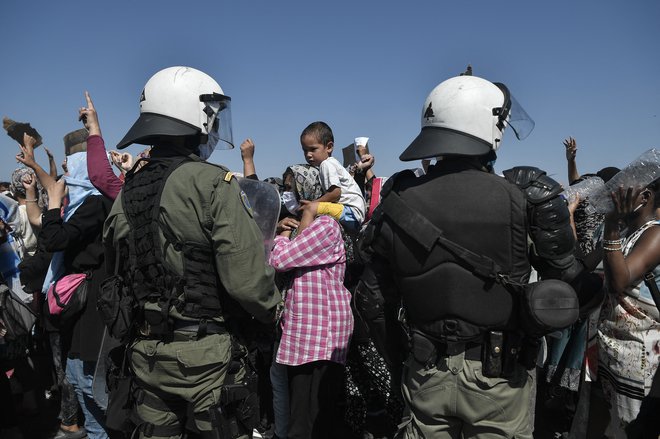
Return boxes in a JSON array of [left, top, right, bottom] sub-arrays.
[[563, 137, 580, 184], [211, 175, 280, 323]]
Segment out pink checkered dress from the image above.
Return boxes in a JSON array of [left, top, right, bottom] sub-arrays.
[[269, 215, 354, 366]]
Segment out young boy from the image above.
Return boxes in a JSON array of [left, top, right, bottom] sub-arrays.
[[300, 121, 366, 230]]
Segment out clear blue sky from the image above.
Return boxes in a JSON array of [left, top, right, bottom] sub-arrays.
[[1, 1, 658, 187]]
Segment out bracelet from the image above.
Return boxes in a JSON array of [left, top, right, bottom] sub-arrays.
[[24, 199, 38, 203], [603, 245, 622, 252], [603, 238, 623, 245]]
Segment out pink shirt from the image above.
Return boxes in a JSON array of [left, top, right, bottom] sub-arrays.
[[269, 215, 354, 366]]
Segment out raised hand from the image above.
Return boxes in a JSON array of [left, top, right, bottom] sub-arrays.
[[563, 137, 577, 162], [79, 91, 101, 136], [16, 133, 38, 168]]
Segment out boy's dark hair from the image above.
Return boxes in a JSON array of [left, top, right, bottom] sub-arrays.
[[301, 121, 334, 145]]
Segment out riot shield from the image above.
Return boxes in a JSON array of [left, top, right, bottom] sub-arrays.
[[236, 177, 281, 259], [92, 328, 122, 408]]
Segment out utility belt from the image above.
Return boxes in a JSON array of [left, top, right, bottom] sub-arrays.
[[138, 318, 227, 342], [410, 329, 538, 378]]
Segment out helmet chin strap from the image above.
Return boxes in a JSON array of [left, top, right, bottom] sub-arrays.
[[197, 130, 219, 160]]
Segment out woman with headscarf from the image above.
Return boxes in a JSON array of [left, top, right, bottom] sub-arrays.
[[269, 164, 354, 439], [18, 130, 112, 439], [40, 148, 113, 439]]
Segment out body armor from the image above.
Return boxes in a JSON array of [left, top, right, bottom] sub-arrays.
[[375, 166, 530, 342], [121, 157, 223, 335]]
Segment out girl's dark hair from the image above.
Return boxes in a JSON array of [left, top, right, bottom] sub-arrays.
[[300, 121, 334, 145]]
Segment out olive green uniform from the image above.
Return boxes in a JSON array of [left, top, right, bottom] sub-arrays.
[[104, 158, 280, 438]]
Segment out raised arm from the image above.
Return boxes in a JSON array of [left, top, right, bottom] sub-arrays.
[[602, 187, 660, 294], [16, 133, 56, 190], [22, 173, 42, 228], [240, 138, 258, 179], [81, 91, 123, 200], [43, 147, 58, 178], [563, 137, 580, 184]]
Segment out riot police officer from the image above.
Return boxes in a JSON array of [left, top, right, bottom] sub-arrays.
[[357, 73, 593, 438], [103, 66, 280, 438]]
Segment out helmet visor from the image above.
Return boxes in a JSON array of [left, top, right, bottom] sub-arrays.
[[200, 93, 234, 149], [507, 94, 534, 140], [493, 83, 534, 140]]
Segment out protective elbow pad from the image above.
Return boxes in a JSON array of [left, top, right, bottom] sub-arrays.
[[529, 195, 575, 260], [505, 166, 575, 261], [503, 166, 563, 205]]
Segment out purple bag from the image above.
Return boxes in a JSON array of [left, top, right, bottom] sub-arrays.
[[47, 272, 90, 321]]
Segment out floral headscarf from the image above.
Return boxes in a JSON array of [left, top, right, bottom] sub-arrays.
[[10, 167, 48, 208], [283, 164, 323, 201]]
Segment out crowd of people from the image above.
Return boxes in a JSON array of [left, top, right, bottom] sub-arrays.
[[0, 66, 658, 439]]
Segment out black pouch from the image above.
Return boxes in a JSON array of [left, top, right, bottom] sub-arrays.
[[519, 279, 579, 338], [482, 331, 504, 378], [105, 345, 136, 434], [98, 275, 137, 341], [410, 330, 437, 366], [209, 372, 259, 439]]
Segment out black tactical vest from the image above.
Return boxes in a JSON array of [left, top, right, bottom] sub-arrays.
[[380, 166, 530, 342], [121, 157, 223, 330]]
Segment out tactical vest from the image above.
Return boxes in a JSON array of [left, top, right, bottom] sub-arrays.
[[379, 168, 530, 342], [121, 157, 223, 334]]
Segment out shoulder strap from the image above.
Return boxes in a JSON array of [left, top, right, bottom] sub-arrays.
[[380, 190, 504, 280], [149, 157, 191, 266]]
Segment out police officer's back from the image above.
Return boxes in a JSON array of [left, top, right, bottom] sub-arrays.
[[358, 74, 585, 438], [103, 67, 280, 439]]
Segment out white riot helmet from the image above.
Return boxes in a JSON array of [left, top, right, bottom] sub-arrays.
[[117, 66, 233, 157], [400, 75, 534, 161]]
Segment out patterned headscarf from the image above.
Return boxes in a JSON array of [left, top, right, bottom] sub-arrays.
[[10, 167, 48, 208], [283, 164, 323, 201]]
